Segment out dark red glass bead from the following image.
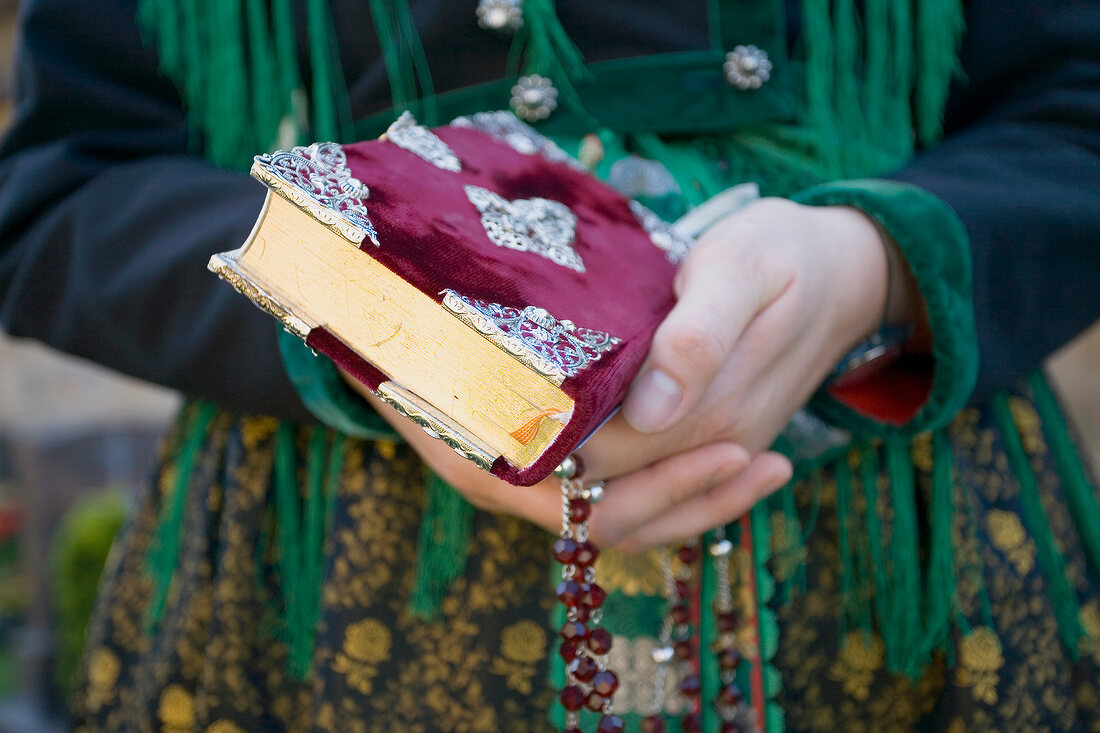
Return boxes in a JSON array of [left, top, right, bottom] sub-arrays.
[[716, 611, 738, 632], [592, 669, 619, 696], [720, 723, 744, 733], [680, 712, 702, 733], [559, 684, 585, 711], [574, 605, 592, 623], [580, 583, 606, 609], [556, 579, 581, 606], [674, 579, 690, 599], [552, 537, 578, 564], [717, 647, 742, 670], [573, 540, 598, 566], [640, 715, 666, 733], [587, 627, 613, 654], [572, 565, 589, 582], [572, 655, 598, 682], [670, 604, 690, 625], [679, 674, 701, 697], [585, 690, 606, 712], [558, 640, 580, 662], [597, 714, 625, 733], [677, 544, 700, 565], [568, 497, 591, 523], [717, 682, 743, 706], [674, 639, 693, 660], [560, 621, 587, 643]]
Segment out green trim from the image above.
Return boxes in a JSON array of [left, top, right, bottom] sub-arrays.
[[793, 179, 978, 437], [353, 50, 801, 140], [276, 329, 400, 441]]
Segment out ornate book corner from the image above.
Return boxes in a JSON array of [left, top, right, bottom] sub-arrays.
[[250, 142, 380, 247], [441, 290, 620, 386]]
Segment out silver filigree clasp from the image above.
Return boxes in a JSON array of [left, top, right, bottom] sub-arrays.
[[384, 111, 462, 172], [510, 74, 559, 122], [723, 45, 772, 90], [476, 0, 524, 31]]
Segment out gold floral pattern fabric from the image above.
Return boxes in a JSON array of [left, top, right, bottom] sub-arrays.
[[71, 384, 1100, 732]]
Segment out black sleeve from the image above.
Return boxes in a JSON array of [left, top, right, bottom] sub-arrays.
[[0, 0, 313, 420], [888, 0, 1100, 402]]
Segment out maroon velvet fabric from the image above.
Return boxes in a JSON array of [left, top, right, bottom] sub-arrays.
[[309, 125, 678, 485]]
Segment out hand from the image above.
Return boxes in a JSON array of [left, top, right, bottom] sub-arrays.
[[575, 197, 926, 480], [344, 376, 791, 553]]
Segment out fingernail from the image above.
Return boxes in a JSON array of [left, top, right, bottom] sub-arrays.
[[623, 369, 682, 433]]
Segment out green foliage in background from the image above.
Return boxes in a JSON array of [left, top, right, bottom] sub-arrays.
[[50, 488, 127, 695]]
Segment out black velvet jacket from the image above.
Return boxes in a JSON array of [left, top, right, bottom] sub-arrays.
[[0, 0, 1097, 421]]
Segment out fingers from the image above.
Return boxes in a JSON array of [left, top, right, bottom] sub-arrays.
[[621, 229, 791, 435], [586, 442, 749, 547], [611, 451, 793, 555]]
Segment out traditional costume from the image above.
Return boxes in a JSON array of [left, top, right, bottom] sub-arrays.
[[1, 0, 1099, 730]]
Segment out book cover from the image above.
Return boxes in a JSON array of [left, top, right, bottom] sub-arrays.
[[210, 112, 694, 485]]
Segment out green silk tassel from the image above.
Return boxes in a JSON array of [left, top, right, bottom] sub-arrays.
[[145, 401, 217, 632], [993, 393, 1084, 655], [407, 471, 476, 620]]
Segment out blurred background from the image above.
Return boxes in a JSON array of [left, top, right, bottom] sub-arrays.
[[0, 2, 1095, 731]]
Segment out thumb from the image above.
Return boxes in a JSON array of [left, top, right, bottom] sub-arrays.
[[621, 245, 773, 433]]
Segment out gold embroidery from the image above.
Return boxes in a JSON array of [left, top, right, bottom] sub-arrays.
[[911, 432, 934, 473], [207, 720, 247, 733], [594, 548, 664, 596], [956, 627, 1003, 705], [986, 509, 1035, 575], [332, 618, 392, 695], [1008, 396, 1044, 453], [828, 631, 885, 700], [490, 620, 547, 694], [84, 647, 120, 711], [500, 619, 546, 664], [1080, 600, 1100, 663], [157, 684, 196, 733]]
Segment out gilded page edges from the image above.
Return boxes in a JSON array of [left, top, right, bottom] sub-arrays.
[[207, 250, 314, 341], [376, 382, 498, 471]]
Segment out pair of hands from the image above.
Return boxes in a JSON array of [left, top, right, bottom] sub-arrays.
[[348, 198, 921, 553]]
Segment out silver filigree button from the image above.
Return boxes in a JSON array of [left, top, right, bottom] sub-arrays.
[[477, 0, 523, 32], [510, 74, 558, 122], [723, 45, 772, 90]]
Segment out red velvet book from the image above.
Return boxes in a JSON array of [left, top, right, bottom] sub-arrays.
[[209, 112, 695, 486]]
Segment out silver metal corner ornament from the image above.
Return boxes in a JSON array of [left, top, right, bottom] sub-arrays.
[[252, 142, 379, 246], [384, 111, 462, 172], [476, 0, 523, 31], [510, 74, 558, 122], [629, 200, 694, 264], [723, 45, 772, 91], [450, 110, 585, 171], [442, 290, 620, 384], [465, 184, 585, 272]]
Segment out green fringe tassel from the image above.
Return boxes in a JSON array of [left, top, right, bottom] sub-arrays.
[[368, 0, 438, 124], [921, 430, 957, 660], [1029, 371, 1100, 580], [273, 425, 345, 679], [138, 0, 352, 167], [799, 0, 964, 178], [407, 471, 475, 620], [515, 0, 593, 121], [884, 438, 924, 677], [993, 393, 1084, 655], [145, 401, 217, 633]]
